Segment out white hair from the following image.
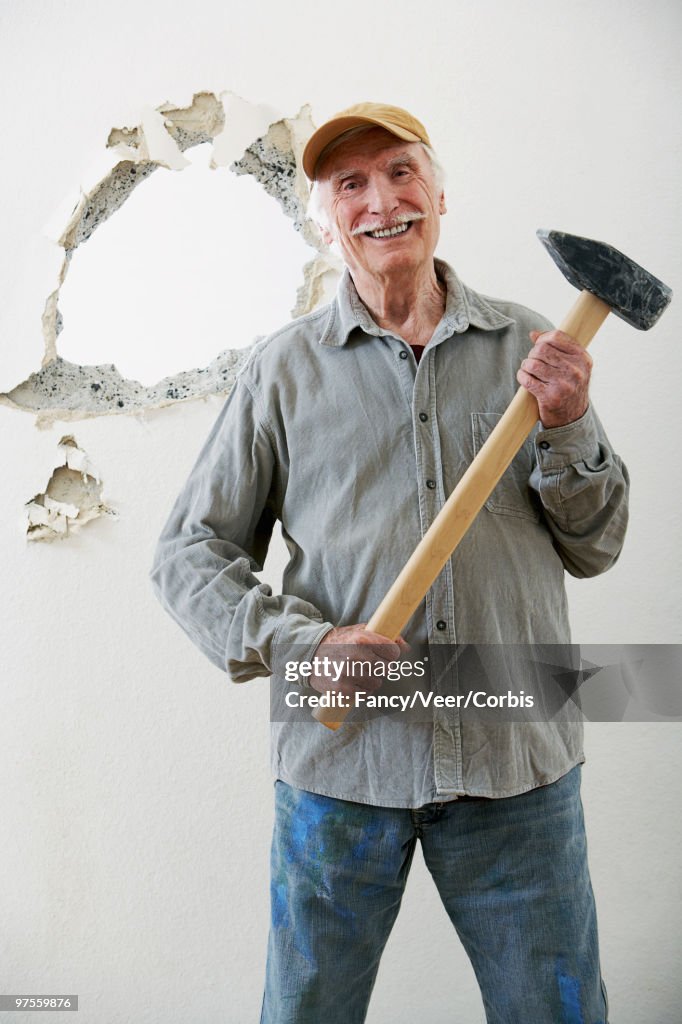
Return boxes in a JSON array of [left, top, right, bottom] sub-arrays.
[[305, 124, 446, 232]]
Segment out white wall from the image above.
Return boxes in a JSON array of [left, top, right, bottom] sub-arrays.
[[1, 1, 680, 1021]]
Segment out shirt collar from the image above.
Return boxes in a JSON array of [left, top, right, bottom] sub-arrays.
[[318, 257, 515, 348]]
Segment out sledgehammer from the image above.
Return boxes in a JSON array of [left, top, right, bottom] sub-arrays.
[[312, 229, 672, 729]]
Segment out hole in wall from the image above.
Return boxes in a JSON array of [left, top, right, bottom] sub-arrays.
[[0, 92, 342, 425], [57, 143, 314, 386]]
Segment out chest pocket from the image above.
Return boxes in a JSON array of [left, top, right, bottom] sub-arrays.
[[471, 411, 542, 522]]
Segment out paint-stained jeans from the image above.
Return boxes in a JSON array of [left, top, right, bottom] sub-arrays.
[[260, 764, 609, 1024]]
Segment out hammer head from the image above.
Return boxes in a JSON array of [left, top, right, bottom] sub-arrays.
[[537, 229, 672, 330]]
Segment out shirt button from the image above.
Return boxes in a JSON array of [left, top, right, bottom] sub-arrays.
[[436, 620, 447, 631], [426, 479, 436, 489], [419, 412, 428, 422], [399, 350, 409, 360], [539, 441, 551, 450]]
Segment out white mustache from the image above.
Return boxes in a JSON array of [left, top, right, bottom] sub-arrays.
[[351, 211, 426, 236]]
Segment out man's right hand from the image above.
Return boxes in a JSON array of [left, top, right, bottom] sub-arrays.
[[310, 624, 410, 699]]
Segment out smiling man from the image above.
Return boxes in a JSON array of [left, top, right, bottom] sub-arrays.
[[150, 102, 626, 1022], [310, 126, 447, 349]]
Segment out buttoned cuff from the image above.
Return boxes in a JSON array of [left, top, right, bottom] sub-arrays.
[[271, 615, 335, 689], [533, 404, 601, 471]]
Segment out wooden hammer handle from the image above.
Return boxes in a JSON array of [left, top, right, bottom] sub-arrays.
[[312, 289, 611, 729]]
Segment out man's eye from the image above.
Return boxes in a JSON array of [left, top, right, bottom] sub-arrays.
[[342, 181, 358, 191]]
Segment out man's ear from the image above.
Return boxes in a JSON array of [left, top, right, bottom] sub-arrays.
[[439, 190, 447, 215], [320, 225, 335, 247]]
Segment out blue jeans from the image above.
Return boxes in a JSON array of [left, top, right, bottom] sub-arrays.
[[260, 765, 609, 1023]]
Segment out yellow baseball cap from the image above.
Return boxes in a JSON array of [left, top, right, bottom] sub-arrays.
[[302, 102, 431, 180]]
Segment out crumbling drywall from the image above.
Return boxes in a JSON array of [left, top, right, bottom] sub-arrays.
[[25, 435, 118, 541], [1, 91, 340, 428]]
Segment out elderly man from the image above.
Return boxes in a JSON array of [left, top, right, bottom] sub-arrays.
[[150, 102, 626, 1022]]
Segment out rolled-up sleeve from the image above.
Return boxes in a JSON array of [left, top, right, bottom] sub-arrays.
[[148, 374, 333, 682], [529, 402, 630, 578]]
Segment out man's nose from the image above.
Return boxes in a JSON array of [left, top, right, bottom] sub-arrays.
[[365, 177, 399, 216]]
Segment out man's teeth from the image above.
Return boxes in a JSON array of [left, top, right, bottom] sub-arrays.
[[367, 222, 410, 238]]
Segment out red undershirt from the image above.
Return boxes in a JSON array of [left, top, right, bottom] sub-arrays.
[[410, 345, 425, 363]]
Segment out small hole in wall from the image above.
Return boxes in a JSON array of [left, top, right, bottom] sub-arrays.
[[57, 143, 314, 387]]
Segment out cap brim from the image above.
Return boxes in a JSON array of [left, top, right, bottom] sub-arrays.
[[302, 116, 422, 180]]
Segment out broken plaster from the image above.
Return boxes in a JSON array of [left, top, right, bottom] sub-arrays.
[[25, 435, 118, 541], [1, 91, 341, 428]]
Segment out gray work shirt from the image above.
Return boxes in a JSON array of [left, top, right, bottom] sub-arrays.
[[149, 258, 629, 808]]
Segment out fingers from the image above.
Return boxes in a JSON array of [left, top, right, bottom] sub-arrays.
[[523, 330, 592, 389], [519, 355, 585, 386], [529, 328, 580, 350], [518, 330, 592, 428], [529, 329, 594, 367], [516, 363, 588, 402], [354, 629, 403, 655], [312, 625, 411, 695], [318, 624, 408, 657]]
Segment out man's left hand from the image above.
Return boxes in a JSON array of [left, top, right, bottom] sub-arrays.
[[517, 329, 592, 429]]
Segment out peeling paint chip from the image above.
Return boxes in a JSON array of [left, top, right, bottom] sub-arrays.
[[26, 435, 118, 541]]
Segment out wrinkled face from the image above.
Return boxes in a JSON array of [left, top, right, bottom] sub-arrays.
[[313, 126, 446, 280]]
